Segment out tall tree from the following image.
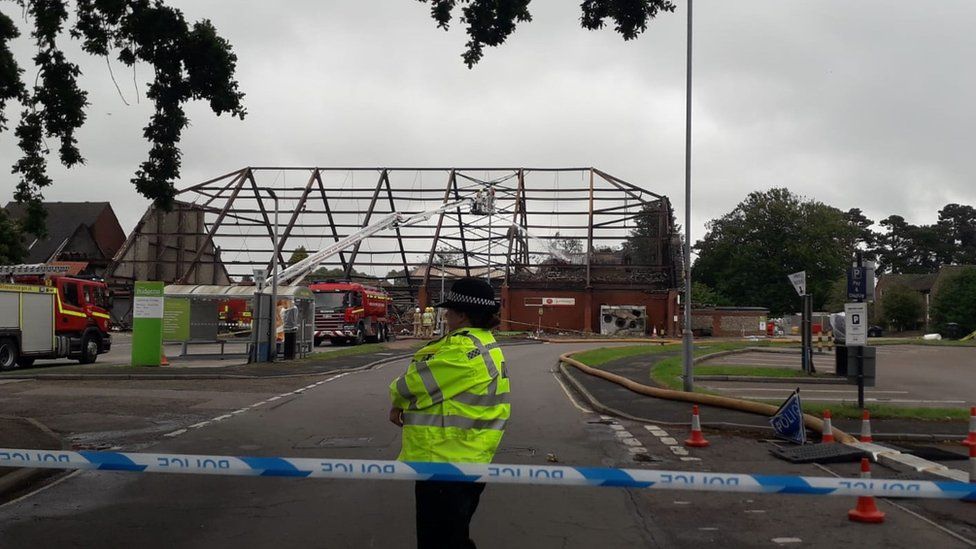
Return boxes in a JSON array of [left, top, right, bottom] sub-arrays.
[[417, 0, 676, 67], [878, 284, 924, 332], [936, 203, 976, 265], [692, 188, 858, 315], [621, 200, 674, 265], [876, 215, 946, 274], [1, 1, 246, 237], [287, 246, 309, 266], [0, 209, 26, 263], [930, 267, 976, 336]]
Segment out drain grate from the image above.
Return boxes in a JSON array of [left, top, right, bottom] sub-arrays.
[[770, 443, 869, 464]]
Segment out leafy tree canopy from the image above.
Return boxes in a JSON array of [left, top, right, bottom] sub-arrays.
[[417, 0, 676, 67], [692, 188, 859, 315], [930, 267, 976, 336], [1, 0, 246, 237], [878, 284, 923, 332], [0, 208, 27, 263]]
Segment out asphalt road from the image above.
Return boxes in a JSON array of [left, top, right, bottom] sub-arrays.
[[1, 342, 971, 548], [700, 345, 976, 408]]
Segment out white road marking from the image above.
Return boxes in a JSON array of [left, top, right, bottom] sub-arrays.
[[614, 430, 634, 438], [673, 501, 691, 505], [680, 457, 701, 462], [187, 421, 209, 429], [620, 437, 644, 447], [552, 371, 593, 413], [163, 429, 187, 437], [718, 388, 908, 394], [660, 437, 678, 446], [669, 446, 689, 456], [628, 446, 649, 454], [610, 424, 626, 431], [771, 538, 802, 545], [736, 397, 966, 404]]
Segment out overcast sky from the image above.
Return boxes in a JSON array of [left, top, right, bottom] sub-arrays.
[[2, 0, 975, 247]]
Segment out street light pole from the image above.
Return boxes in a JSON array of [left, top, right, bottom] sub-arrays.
[[256, 187, 279, 363], [682, 0, 695, 392]]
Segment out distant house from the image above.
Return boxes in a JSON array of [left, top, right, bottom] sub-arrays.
[[3, 201, 126, 277], [875, 265, 976, 330]]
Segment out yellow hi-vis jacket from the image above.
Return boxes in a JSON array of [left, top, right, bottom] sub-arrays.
[[390, 327, 510, 463]]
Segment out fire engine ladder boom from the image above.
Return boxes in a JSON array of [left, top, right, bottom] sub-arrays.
[[273, 198, 474, 286]]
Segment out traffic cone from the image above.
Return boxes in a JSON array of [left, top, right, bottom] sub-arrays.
[[685, 405, 710, 448], [821, 410, 835, 444], [652, 326, 658, 337], [860, 409, 873, 443], [849, 458, 885, 523], [962, 407, 976, 448], [160, 353, 169, 366]]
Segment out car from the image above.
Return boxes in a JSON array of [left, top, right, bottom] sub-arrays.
[[867, 325, 884, 337]]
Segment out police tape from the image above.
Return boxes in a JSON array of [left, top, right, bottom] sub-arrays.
[[1, 448, 973, 501]]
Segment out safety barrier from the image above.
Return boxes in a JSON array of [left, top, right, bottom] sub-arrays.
[[1, 448, 973, 501]]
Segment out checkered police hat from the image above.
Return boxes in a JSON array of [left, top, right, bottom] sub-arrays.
[[433, 277, 500, 313]]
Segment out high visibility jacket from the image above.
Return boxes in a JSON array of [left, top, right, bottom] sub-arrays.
[[421, 312, 434, 326], [390, 327, 510, 463]]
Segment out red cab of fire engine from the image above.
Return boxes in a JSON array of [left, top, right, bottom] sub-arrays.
[[308, 282, 392, 346]]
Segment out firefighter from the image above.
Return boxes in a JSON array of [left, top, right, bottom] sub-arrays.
[[413, 307, 422, 337], [421, 306, 435, 338], [388, 277, 508, 549]]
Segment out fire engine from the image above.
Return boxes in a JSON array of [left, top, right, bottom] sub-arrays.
[[0, 264, 112, 369], [308, 281, 392, 346]]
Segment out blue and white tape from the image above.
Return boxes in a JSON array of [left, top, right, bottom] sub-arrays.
[[1, 448, 973, 501]]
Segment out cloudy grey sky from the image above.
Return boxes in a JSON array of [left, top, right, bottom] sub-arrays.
[[2, 0, 975, 246]]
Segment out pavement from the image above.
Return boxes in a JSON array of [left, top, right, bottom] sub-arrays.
[[698, 345, 976, 409], [0, 416, 63, 500], [1, 342, 974, 547]]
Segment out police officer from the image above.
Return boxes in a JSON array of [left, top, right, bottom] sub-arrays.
[[389, 277, 509, 549]]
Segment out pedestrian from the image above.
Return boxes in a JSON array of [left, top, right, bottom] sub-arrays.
[[421, 306, 434, 338], [389, 277, 509, 549], [413, 306, 422, 337]]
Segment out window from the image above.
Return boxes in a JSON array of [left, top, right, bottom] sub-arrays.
[[83, 285, 93, 305], [62, 283, 81, 307]]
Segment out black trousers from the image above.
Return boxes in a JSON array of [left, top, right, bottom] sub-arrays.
[[415, 481, 486, 549]]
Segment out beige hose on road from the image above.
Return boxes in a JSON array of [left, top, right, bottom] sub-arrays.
[[560, 351, 857, 444]]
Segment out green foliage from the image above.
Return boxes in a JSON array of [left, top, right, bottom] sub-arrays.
[[0, 209, 27, 263], [875, 204, 976, 274], [418, 0, 675, 67], [2, 1, 246, 238], [621, 200, 673, 265], [287, 246, 309, 266], [931, 268, 976, 335], [692, 188, 858, 315], [879, 285, 924, 331], [691, 281, 730, 307]]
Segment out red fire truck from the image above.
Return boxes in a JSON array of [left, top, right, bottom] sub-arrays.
[[308, 282, 392, 346], [0, 265, 113, 369]]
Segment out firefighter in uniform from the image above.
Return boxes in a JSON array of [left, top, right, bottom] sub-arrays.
[[421, 306, 435, 338], [389, 277, 509, 549]]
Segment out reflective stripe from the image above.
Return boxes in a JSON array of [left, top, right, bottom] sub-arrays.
[[414, 361, 443, 405], [452, 391, 510, 407], [396, 376, 417, 410], [464, 334, 499, 378], [403, 413, 507, 431]]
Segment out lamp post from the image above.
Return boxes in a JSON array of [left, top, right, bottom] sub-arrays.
[[682, 0, 695, 392], [255, 187, 279, 363]]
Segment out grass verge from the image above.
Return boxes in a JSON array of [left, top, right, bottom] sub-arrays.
[[302, 342, 421, 362], [571, 342, 968, 421]]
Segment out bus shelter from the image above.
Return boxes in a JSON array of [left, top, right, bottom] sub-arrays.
[[163, 284, 315, 360]]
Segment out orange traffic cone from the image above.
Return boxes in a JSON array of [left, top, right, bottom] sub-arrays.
[[821, 410, 835, 444], [962, 407, 976, 448], [849, 458, 885, 523], [160, 353, 169, 366], [860, 409, 873, 443], [685, 405, 710, 448]]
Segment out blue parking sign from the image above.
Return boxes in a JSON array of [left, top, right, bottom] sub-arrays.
[[847, 267, 867, 300]]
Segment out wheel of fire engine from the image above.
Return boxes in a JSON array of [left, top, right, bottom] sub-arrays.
[[313, 337, 324, 347], [16, 357, 35, 368], [0, 338, 18, 371], [353, 326, 365, 346], [381, 324, 390, 342], [78, 333, 99, 364], [365, 327, 379, 344], [329, 337, 345, 346]]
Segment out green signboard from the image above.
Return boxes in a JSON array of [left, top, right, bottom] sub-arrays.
[[162, 297, 190, 341], [132, 281, 164, 366]]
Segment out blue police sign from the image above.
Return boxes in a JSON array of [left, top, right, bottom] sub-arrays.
[[769, 390, 806, 444], [847, 266, 867, 300]]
